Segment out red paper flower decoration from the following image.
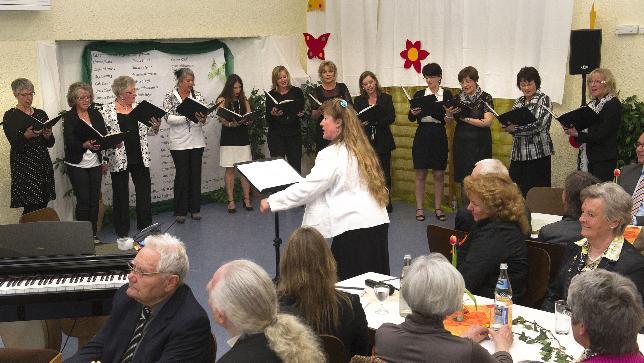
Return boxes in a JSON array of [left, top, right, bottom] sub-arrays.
[[569, 135, 581, 148], [304, 33, 330, 60], [400, 39, 429, 73]]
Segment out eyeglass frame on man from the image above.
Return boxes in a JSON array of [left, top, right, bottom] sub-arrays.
[[16, 91, 35, 97], [127, 261, 169, 277]]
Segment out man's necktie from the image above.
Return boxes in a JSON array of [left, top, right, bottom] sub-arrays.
[[632, 176, 644, 220], [120, 306, 152, 363]]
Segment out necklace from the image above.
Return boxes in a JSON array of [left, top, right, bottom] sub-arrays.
[[116, 100, 131, 111]]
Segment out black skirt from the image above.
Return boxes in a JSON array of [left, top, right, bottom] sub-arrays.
[[412, 123, 448, 170], [453, 123, 492, 182], [331, 223, 390, 281]]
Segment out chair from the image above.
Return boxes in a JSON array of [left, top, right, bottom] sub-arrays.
[[526, 239, 566, 284], [60, 316, 109, 349], [18, 207, 60, 223], [525, 187, 565, 216], [0, 348, 61, 363], [523, 246, 551, 308], [426, 224, 468, 261], [320, 334, 348, 363]]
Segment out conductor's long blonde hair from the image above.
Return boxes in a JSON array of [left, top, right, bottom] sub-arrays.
[[320, 98, 389, 207]]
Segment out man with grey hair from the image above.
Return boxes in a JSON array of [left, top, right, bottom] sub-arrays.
[[375, 254, 513, 362], [67, 234, 213, 363]]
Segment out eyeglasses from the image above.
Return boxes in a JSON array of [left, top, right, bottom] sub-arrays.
[[586, 80, 606, 85], [17, 92, 35, 97], [636, 142, 644, 148], [127, 262, 163, 277], [76, 96, 91, 101]]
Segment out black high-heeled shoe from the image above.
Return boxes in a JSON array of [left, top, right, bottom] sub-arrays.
[[243, 198, 254, 211], [227, 200, 236, 214]]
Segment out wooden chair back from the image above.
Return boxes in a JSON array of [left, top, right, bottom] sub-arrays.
[[426, 224, 468, 260], [320, 334, 348, 363], [524, 245, 551, 308], [526, 239, 566, 283], [525, 187, 565, 215], [18, 207, 60, 223]]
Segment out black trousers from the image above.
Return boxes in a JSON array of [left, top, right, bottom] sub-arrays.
[[509, 155, 551, 197], [67, 165, 102, 236], [332, 223, 390, 281], [111, 164, 152, 237], [378, 152, 392, 203], [22, 202, 49, 215], [588, 159, 616, 182], [170, 148, 204, 216], [268, 132, 302, 174]]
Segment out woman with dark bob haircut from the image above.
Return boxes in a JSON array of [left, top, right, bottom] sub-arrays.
[[277, 226, 369, 357], [502, 66, 555, 196], [452, 66, 494, 203], [567, 269, 643, 362], [408, 63, 455, 222]]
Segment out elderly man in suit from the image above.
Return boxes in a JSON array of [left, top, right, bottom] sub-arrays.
[[618, 132, 644, 226], [66, 234, 213, 363]]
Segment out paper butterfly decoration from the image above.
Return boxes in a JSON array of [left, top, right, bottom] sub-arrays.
[[400, 39, 430, 73], [207, 60, 225, 80], [307, 0, 325, 12], [304, 33, 330, 60]]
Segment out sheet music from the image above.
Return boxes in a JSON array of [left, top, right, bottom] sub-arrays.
[[236, 159, 303, 193]]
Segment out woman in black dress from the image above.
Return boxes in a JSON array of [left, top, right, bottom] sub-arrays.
[[354, 71, 395, 212], [2, 78, 56, 215], [63, 82, 108, 243], [265, 66, 305, 174], [453, 66, 494, 203], [311, 61, 352, 152], [408, 63, 454, 221], [216, 74, 253, 213]]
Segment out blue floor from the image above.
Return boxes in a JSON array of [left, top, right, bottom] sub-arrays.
[[63, 199, 456, 359]]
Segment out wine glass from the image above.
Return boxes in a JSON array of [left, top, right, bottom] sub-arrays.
[[374, 285, 390, 315]]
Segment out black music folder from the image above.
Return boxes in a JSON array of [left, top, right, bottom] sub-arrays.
[[216, 107, 260, 123], [551, 106, 601, 130], [493, 107, 536, 127], [17, 112, 63, 132], [129, 100, 167, 127], [356, 104, 383, 123], [176, 98, 222, 123], [265, 91, 302, 115], [235, 158, 304, 195], [78, 121, 127, 150], [443, 98, 474, 118]]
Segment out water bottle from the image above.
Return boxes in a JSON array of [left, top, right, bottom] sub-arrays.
[[492, 263, 513, 330], [399, 254, 412, 317]]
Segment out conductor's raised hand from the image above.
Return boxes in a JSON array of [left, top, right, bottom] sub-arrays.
[[260, 199, 270, 213]]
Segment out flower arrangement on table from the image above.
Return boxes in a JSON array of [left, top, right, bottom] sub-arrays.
[[442, 235, 480, 325], [613, 168, 620, 183]]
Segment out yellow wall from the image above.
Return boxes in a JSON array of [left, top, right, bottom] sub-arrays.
[[0, 0, 306, 224]]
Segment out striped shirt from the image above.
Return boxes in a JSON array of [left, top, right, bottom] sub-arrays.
[[510, 90, 554, 161]]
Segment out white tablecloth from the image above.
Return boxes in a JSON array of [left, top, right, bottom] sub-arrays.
[[337, 272, 644, 362], [530, 212, 563, 238]]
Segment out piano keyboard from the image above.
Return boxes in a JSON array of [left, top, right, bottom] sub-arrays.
[[0, 271, 128, 295]]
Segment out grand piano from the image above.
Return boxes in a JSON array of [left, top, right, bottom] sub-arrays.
[[0, 221, 134, 322]]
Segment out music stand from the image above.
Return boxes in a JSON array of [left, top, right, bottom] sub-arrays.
[[235, 158, 304, 280]]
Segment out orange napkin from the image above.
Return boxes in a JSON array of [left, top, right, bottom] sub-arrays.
[[444, 304, 493, 336]]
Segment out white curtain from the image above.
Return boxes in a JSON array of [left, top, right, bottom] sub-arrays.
[[36, 41, 75, 221], [307, 0, 573, 102]]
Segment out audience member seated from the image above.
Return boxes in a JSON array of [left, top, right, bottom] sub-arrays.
[[618, 131, 644, 226], [538, 171, 600, 245], [542, 183, 644, 312], [567, 269, 644, 362], [277, 227, 370, 358], [455, 158, 509, 232], [375, 254, 513, 362], [208, 259, 325, 362], [458, 173, 529, 303], [66, 234, 213, 363]]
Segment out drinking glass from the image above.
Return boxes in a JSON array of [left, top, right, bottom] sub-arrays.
[[374, 285, 390, 315], [555, 300, 571, 334]]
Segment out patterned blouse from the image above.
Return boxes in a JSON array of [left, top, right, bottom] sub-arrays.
[[510, 90, 554, 161]]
